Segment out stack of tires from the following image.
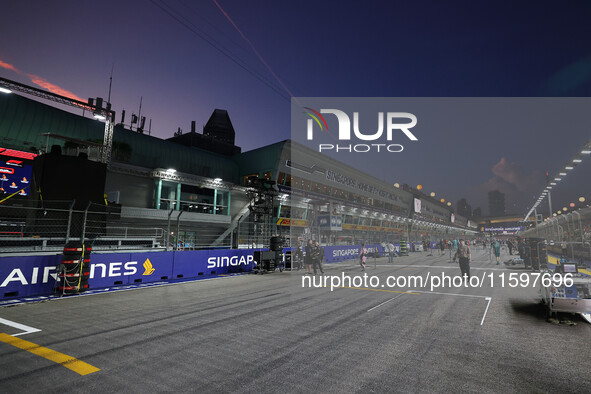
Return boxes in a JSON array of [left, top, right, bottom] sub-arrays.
[[399, 240, 409, 256], [58, 242, 92, 294]]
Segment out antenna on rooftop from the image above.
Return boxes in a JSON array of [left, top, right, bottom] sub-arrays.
[[137, 96, 143, 131], [107, 64, 114, 104]]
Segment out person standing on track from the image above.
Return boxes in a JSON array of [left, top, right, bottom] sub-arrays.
[[492, 239, 501, 265], [304, 239, 314, 275], [387, 241, 395, 263], [294, 241, 304, 270], [312, 241, 325, 275], [453, 239, 472, 281], [359, 243, 368, 271]]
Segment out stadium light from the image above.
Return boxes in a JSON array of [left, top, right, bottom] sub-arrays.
[[525, 138, 590, 223]]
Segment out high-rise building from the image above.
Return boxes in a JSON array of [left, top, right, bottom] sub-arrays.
[[203, 109, 235, 145], [166, 109, 241, 156], [488, 190, 505, 216], [472, 207, 482, 218], [456, 198, 472, 218]]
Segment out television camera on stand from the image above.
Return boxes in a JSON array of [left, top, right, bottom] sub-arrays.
[[253, 236, 285, 274], [246, 177, 284, 273]]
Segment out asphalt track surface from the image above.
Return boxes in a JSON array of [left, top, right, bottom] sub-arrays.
[[1, 248, 590, 393]]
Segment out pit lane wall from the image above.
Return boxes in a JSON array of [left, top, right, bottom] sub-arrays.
[[0, 249, 255, 300], [323, 244, 384, 263], [0, 243, 431, 300]]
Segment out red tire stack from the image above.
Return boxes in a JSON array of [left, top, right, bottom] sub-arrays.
[[59, 242, 92, 294]]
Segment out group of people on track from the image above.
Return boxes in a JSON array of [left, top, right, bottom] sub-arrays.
[[293, 236, 508, 280], [293, 239, 325, 275]]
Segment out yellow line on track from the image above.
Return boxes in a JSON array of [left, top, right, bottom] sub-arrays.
[[0, 333, 100, 376]]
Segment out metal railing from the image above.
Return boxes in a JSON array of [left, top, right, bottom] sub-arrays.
[[159, 198, 229, 215], [520, 206, 591, 263], [0, 201, 165, 253]]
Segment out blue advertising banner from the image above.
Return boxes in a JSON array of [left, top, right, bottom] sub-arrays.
[[88, 252, 132, 288], [483, 226, 524, 233], [2, 244, 425, 300], [88, 251, 174, 288], [322, 244, 383, 263], [317, 215, 343, 231], [172, 249, 254, 279], [0, 254, 62, 298], [0, 148, 35, 199], [317, 215, 331, 228], [0, 249, 256, 300]]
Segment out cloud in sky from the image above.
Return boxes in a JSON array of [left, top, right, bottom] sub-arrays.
[[0, 58, 84, 102], [467, 157, 544, 214], [0, 60, 19, 73], [28, 74, 84, 102]]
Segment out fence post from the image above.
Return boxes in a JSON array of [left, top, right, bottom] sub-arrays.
[[577, 212, 584, 246], [536, 242, 542, 271], [65, 200, 75, 244], [175, 211, 184, 251], [167, 209, 174, 251], [80, 201, 92, 242]]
